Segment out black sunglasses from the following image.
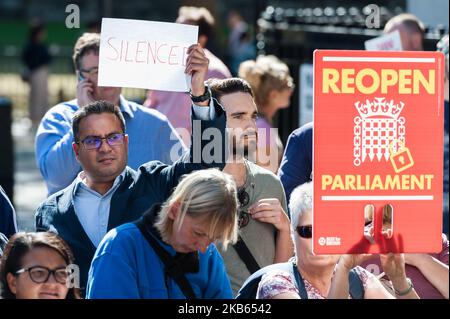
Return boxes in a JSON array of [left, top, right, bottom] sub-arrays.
[[237, 188, 250, 228], [296, 225, 312, 238], [238, 211, 250, 228], [237, 188, 249, 207]]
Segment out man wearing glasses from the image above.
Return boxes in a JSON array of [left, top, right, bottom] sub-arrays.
[[204, 78, 294, 295], [35, 33, 187, 196], [35, 43, 227, 296]]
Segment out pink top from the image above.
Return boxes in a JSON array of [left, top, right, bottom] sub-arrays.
[[144, 49, 231, 146]]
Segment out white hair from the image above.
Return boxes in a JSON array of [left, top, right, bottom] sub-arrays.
[[289, 182, 313, 231]]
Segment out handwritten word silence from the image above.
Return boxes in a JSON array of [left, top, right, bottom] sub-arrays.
[[105, 37, 189, 66]]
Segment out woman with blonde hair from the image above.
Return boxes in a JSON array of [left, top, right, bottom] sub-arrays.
[[239, 55, 294, 173], [86, 169, 239, 299]]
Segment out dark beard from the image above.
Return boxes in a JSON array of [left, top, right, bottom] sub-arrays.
[[232, 141, 257, 162]]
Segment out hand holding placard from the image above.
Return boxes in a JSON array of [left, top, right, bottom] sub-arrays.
[[185, 44, 209, 101], [379, 253, 406, 284]]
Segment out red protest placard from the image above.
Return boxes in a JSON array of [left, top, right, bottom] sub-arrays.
[[313, 50, 445, 254]]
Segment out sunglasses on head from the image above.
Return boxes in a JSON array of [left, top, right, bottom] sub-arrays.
[[296, 225, 312, 238]]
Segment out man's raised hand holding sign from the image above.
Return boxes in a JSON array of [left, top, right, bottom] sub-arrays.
[[185, 44, 210, 106]]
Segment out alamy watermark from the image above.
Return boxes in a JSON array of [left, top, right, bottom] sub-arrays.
[[365, 4, 381, 29], [66, 263, 80, 289], [65, 4, 80, 29], [169, 120, 280, 167]]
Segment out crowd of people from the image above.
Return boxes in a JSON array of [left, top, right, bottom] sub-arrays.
[[0, 7, 448, 300]]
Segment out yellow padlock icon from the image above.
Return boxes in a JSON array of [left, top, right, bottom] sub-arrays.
[[389, 139, 414, 173]]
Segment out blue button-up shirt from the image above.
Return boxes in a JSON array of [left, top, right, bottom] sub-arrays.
[[35, 96, 187, 196], [72, 170, 126, 247]]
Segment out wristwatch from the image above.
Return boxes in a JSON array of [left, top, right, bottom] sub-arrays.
[[190, 86, 211, 103]]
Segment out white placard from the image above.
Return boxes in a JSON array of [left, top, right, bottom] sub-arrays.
[[98, 18, 198, 92], [364, 30, 403, 51]]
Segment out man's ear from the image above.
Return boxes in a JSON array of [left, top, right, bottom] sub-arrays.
[[167, 201, 181, 220], [72, 142, 80, 160], [6, 273, 17, 295]]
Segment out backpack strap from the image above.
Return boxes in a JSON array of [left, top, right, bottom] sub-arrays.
[[348, 268, 365, 299], [134, 216, 197, 299], [291, 261, 308, 299], [233, 235, 261, 274]]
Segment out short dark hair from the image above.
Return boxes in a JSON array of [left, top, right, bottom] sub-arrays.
[[176, 6, 215, 38], [72, 100, 126, 142], [206, 77, 254, 102], [0, 232, 80, 299], [72, 33, 100, 71]]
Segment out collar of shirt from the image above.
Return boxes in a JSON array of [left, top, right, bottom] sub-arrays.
[[119, 95, 135, 119], [73, 168, 127, 198]]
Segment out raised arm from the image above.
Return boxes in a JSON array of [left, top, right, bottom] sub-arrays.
[[330, 254, 395, 299], [329, 255, 364, 299], [404, 253, 448, 298], [141, 44, 227, 198], [380, 253, 420, 299]]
